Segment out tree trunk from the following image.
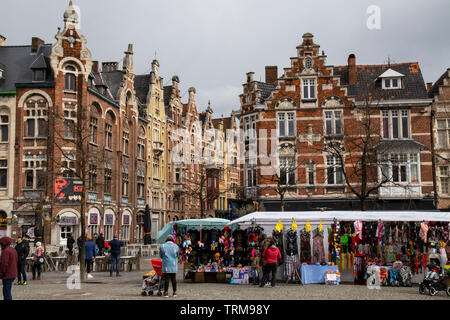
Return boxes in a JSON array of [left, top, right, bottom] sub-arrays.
[[360, 197, 366, 211], [280, 193, 285, 212]]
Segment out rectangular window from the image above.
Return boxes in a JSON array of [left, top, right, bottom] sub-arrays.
[[324, 111, 342, 136], [64, 120, 74, 139], [25, 170, 33, 188], [89, 117, 98, 144], [26, 119, 35, 137], [392, 110, 399, 139], [104, 168, 112, 194], [440, 166, 449, 194], [385, 79, 391, 88], [123, 132, 129, 155], [382, 111, 390, 139], [0, 160, 7, 188], [0, 116, 8, 142], [437, 119, 450, 148], [278, 113, 285, 137], [278, 112, 294, 137], [36, 170, 45, 188], [401, 110, 409, 138], [326, 156, 343, 185], [33, 69, 45, 82], [105, 124, 112, 149], [280, 157, 295, 185], [303, 79, 316, 99]]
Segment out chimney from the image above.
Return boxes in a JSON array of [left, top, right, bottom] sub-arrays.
[[348, 53, 356, 84], [188, 87, 196, 103], [265, 66, 278, 84], [92, 61, 99, 73], [102, 62, 119, 72], [426, 82, 433, 92], [172, 75, 180, 91], [0, 35, 6, 46], [31, 37, 45, 52], [246, 72, 254, 83]]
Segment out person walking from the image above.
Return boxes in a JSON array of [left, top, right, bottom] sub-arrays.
[[260, 240, 281, 288], [108, 235, 123, 277], [84, 236, 96, 279], [96, 233, 105, 256], [159, 235, 180, 298], [77, 235, 85, 264], [66, 233, 75, 256], [31, 242, 44, 280], [14, 237, 29, 285], [0, 237, 18, 300]]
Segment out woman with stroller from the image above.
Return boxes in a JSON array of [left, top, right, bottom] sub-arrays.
[[159, 235, 180, 298]]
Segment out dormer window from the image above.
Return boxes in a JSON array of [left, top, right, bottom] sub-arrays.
[[383, 78, 401, 89], [33, 69, 46, 82], [378, 68, 404, 90], [304, 57, 313, 69]]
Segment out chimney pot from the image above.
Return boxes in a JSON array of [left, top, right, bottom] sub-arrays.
[[31, 37, 45, 52], [265, 66, 278, 84], [92, 61, 99, 73], [102, 62, 119, 72], [348, 53, 356, 84]]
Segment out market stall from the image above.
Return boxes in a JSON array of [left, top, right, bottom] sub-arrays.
[[229, 211, 450, 285]]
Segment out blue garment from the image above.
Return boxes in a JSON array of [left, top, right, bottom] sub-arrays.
[[2, 279, 13, 300], [110, 254, 120, 275], [159, 241, 180, 273], [84, 241, 96, 260], [109, 239, 123, 256]]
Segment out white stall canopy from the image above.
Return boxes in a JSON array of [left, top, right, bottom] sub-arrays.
[[230, 211, 450, 234]]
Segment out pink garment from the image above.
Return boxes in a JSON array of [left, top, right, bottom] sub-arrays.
[[376, 221, 384, 244], [419, 222, 429, 243], [354, 220, 363, 240]]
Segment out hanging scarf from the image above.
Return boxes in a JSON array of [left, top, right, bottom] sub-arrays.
[[419, 222, 429, 243], [354, 220, 363, 240]]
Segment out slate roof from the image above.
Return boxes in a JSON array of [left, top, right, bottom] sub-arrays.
[[134, 74, 151, 105], [256, 81, 276, 102], [163, 85, 173, 106], [0, 44, 53, 91], [99, 70, 123, 100], [334, 63, 429, 101]]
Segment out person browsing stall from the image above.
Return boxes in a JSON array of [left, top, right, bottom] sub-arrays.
[[260, 240, 281, 288], [159, 235, 180, 298]]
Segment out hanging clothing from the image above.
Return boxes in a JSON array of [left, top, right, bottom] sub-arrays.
[[312, 229, 325, 263], [419, 222, 429, 243], [300, 230, 311, 263]]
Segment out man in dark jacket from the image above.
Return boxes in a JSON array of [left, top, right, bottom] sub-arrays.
[[96, 233, 105, 256], [108, 235, 123, 277], [0, 237, 18, 300], [66, 233, 75, 256], [14, 237, 29, 285]]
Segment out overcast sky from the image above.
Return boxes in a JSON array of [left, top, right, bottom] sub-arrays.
[[1, 0, 449, 116]]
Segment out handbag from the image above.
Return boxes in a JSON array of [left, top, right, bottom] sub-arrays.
[[38, 256, 44, 264]]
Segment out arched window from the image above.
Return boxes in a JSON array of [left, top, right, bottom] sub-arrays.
[[105, 110, 115, 150], [121, 211, 131, 242], [65, 65, 77, 91], [89, 104, 100, 144], [104, 209, 115, 241], [88, 207, 100, 237], [24, 96, 48, 138]]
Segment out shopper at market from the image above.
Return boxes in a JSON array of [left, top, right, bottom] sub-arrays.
[[31, 242, 44, 280], [66, 232, 75, 256], [260, 240, 281, 288], [160, 235, 180, 298], [14, 237, 29, 285], [96, 233, 105, 256], [109, 234, 123, 277], [0, 237, 18, 300], [84, 236, 96, 279]]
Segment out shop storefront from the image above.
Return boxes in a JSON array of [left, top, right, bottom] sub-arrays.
[[0, 210, 7, 238], [56, 211, 79, 245]]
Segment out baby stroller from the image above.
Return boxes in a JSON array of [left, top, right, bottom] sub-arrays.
[[419, 253, 450, 296], [141, 259, 166, 296]]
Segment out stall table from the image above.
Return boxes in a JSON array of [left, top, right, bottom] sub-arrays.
[[300, 265, 339, 284]]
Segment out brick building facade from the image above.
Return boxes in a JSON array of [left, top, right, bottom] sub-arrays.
[[237, 33, 434, 211]]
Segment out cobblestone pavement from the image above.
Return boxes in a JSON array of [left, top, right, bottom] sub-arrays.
[[9, 258, 449, 300]]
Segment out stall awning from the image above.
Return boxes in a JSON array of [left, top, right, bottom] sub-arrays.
[[156, 218, 232, 244], [230, 210, 450, 227]]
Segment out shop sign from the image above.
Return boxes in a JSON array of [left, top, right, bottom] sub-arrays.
[[54, 178, 83, 203], [0, 218, 7, 228], [60, 216, 78, 225], [105, 214, 114, 225], [89, 213, 98, 225]]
